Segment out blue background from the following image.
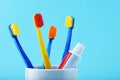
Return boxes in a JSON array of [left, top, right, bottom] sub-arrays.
[[0, 0, 120, 80]]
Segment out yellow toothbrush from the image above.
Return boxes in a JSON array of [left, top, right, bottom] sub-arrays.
[[33, 13, 52, 69]]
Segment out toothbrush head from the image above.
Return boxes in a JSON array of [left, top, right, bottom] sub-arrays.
[[10, 23, 20, 36], [65, 16, 74, 28], [48, 26, 57, 39], [33, 13, 44, 28]]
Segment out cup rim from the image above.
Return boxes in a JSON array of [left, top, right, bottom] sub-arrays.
[[25, 65, 77, 71]]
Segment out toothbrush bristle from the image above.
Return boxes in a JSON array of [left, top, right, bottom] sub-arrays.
[[33, 13, 44, 28], [49, 26, 57, 39], [65, 16, 74, 28], [10, 23, 20, 36]]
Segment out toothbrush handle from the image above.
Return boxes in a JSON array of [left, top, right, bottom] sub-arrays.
[[47, 39, 53, 57], [62, 28, 72, 60], [36, 28, 52, 69], [14, 36, 33, 68], [42, 39, 53, 69]]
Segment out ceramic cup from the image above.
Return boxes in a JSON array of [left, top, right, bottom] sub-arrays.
[[25, 66, 77, 80]]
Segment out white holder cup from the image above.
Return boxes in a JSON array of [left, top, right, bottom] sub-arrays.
[[25, 66, 78, 80]]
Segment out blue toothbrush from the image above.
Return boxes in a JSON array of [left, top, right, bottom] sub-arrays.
[[62, 16, 74, 60], [9, 24, 34, 68], [42, 26, 57, 69]]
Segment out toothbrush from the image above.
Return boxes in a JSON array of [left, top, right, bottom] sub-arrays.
[[33, 13, 52, 69], [9, 24, 34, 68], [62, 16, 74, 60], [42, 26, 57, 68], [47, 26, 57, 58]]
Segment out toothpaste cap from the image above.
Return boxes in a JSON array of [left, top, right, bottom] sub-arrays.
[[72, 42, 85, 56]]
